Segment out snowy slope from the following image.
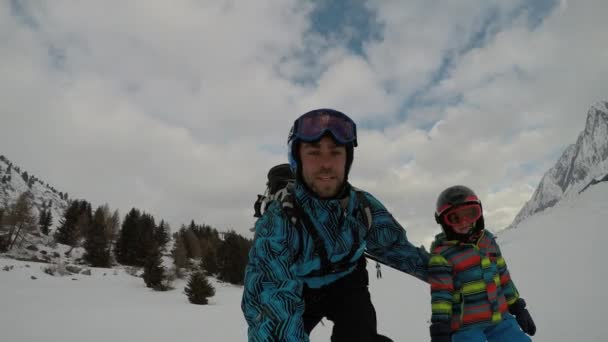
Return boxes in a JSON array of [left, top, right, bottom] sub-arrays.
[[509, 101, 608, 229], [496, 182, 607, 341], [0, 155, 68, 231], [2, 182, 607, 341]]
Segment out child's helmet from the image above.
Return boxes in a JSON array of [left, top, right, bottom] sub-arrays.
[[435, 185, 485, 239]]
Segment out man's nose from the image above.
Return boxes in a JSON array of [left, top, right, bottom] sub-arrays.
[[319, 151, 333, 167]]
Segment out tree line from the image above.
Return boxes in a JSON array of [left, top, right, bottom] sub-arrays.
[[0, 190, 253, 304]]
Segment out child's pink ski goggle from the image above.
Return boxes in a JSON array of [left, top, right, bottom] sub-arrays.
[[293, 109, 358, 146], [441, 204, 482, 227]]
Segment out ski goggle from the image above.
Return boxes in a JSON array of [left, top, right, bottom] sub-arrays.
[[441, 204, 482, 227], [292, 109, 358, 146]]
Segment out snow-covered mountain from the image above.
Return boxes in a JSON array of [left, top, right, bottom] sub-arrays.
[[509, 101, 608, 229], [0, 155, 68, 230]]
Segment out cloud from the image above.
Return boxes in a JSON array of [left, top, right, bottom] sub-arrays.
[[348, 0, 607, 243], [0, 0, 310, 233], [1, 0, 606, 247]]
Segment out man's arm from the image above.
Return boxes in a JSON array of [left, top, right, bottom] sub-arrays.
[[241, 203, 307, 342], [362, 192, 429, 281]]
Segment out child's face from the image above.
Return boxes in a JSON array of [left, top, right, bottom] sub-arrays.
[[450, 222, 474, 234], [441, 204, 482, 235]]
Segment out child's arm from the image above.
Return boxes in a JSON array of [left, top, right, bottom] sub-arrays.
[[428, 253, 453, 341], [493, 239, 520, 305], [493, 238, 537, 336]]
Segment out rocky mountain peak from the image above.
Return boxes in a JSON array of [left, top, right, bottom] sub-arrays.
[[509, 101, 608, 228]]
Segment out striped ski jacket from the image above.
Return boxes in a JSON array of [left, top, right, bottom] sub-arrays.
[[241, 182, 429, 342], [428, 230, 520, 332]]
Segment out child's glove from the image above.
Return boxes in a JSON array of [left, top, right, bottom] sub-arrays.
[[509, 298, 536, 336], [430, 322, 451, 342]]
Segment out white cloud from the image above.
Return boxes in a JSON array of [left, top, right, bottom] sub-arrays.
[[1, 0, 606, 247]]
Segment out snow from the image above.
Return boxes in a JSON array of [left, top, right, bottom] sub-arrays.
[[591, 101, 608, 113], [0, 156, 68, 231], [510, 102, 608, 229], [2, 182, 607, 341]]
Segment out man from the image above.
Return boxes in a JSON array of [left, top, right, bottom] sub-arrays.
[[241, 109, 429, 341]]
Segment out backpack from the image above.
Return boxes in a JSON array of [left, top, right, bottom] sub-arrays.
[[252, 164, 381, 277], [253, 164, 295, 219]]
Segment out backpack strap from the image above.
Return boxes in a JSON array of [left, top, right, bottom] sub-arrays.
[[354, 189, 373, 231], [281, 186, 375, 277], [291, 202, 331, 273]]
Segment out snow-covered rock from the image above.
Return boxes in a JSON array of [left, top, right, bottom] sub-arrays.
[[509, 101, 608, 228], [0, 155, 69, 232]]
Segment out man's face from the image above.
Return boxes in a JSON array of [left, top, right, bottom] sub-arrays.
[[299, 135, 346, 198]]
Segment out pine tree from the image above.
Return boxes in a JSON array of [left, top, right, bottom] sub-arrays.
[[55, 201, 79, 245], [3, 192, 38, 250], [216, 230, 252, 285], [115, 209, 157, 266], [54, 200, 90, 246], [105, 208, 120, 243], [83, 206, 111, 267], [115, 208, 141, 265], [39, 209, 53, 236], [0, 207, 7, 252], [136, 213, 156, 265], [202, 245, 219, 275], [172, 233, 188, 277], [155, 220, 170, 252], [183, 228, 202, 260], [75, 201, 93, 239], [142, 242, 168, 291], [185, 262, 215, 305]]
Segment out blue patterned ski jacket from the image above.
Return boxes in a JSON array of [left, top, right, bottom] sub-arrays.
[[241, 182, 429, 341]]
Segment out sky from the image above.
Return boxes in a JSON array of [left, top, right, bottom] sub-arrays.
[[2, 181, 607, 341], [1, 0, 607, 246]]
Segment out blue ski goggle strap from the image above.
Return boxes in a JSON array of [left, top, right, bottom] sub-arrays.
[[292, 109, 358, 146]]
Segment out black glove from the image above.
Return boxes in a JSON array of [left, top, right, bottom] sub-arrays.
[[430, 322, 451, 342], [374, 334, 394, 342], [509, 298, 536, 336]]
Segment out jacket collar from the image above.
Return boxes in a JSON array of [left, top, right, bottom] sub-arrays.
[[294, 181, 354, 213]]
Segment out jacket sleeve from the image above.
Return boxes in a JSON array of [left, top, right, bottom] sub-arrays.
[[241, 204, 307, 342], [428, 253, 454, 324], [362, 192, 429, 282], [492, 237, 520, 306]]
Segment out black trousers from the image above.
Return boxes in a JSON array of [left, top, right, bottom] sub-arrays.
[[302, 258, 393, 342]]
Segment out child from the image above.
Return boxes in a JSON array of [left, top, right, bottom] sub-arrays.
[[428, 185, 536, 342]]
